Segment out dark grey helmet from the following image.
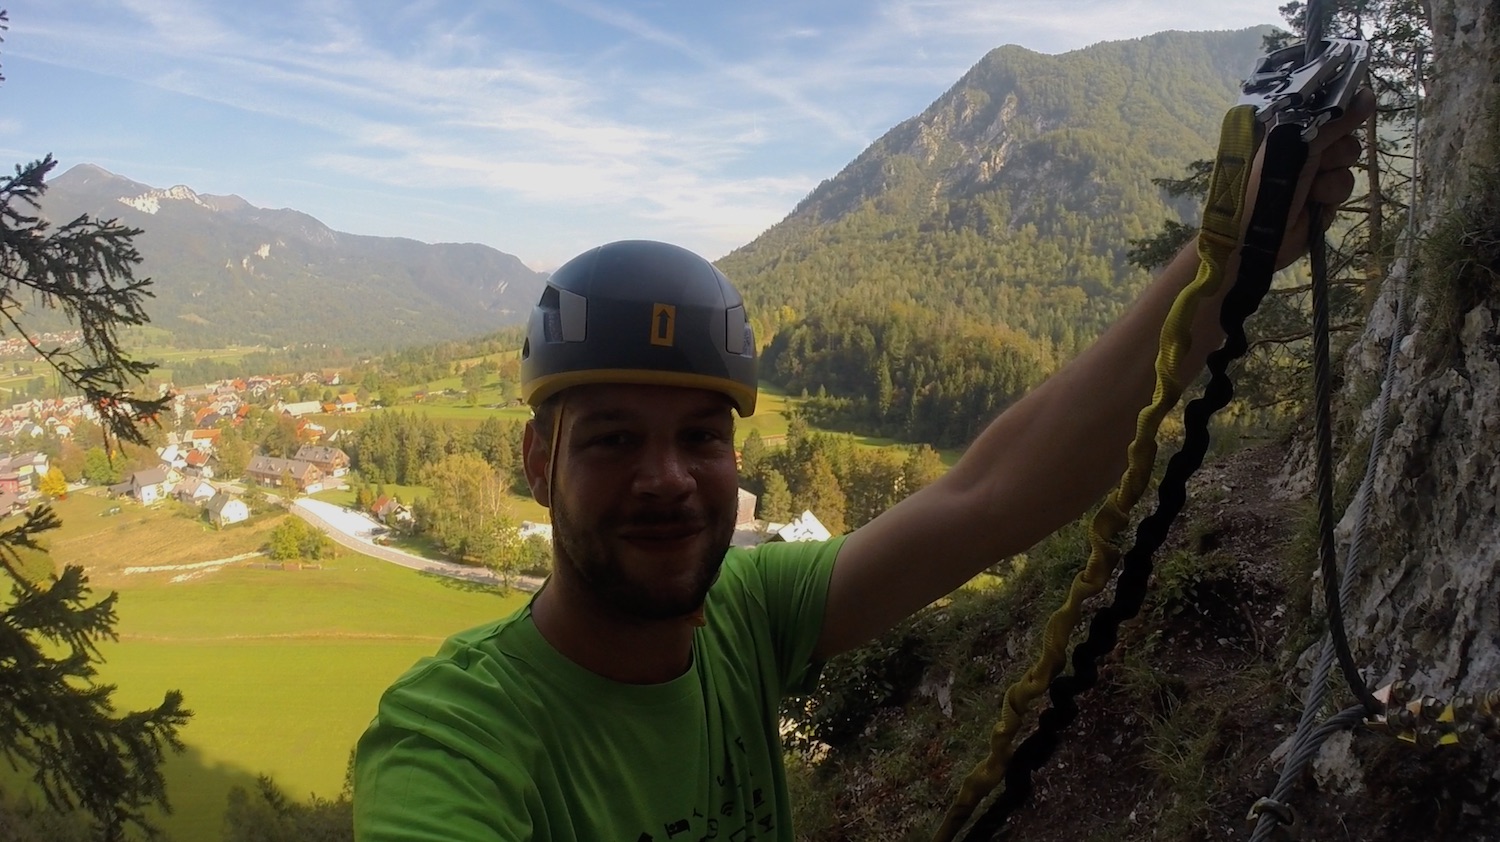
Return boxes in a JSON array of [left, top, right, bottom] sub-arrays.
[[520, 240, 758, 415]]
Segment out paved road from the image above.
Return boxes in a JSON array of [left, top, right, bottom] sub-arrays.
[[290, 498, 544, 593]]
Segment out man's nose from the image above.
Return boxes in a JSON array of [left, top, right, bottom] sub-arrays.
[[632, 442, 695, 497]]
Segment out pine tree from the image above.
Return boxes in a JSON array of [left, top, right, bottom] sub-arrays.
[[0, 18, 191, 838], [756, 468, 795, 524], [737, 430, 768, 493], [799, 451, 848, 535]]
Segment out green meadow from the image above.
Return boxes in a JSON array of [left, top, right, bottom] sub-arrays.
[[17, 494, 529, 840]]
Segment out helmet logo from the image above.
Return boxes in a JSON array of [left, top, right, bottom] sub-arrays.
[[650, 303, 676, 347]]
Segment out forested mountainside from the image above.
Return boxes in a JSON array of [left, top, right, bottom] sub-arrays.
[[717, 27, 1270, 446], [720, 27, 1268, 344], [36, 164, 549, 351]]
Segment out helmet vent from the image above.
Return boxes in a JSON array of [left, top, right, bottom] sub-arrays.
[[538, 286, 562, 343], [543, 310, 563, 343], [725, 305, 748, 355], [559, 287, 588, 342]]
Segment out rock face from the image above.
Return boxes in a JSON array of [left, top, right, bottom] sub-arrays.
[[1337, 0, 1499, 706], [1283, 0, 1500, 817]]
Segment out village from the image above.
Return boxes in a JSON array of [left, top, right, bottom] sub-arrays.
[[0, 370, 409, 533]]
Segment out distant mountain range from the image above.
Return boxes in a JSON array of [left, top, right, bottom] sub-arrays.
[[37, 164, 549, 350]]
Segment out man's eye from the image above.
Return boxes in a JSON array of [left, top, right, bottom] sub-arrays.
[[588, 432, 632, 448]]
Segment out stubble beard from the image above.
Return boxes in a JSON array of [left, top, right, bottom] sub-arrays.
[[551, 495, 734, 622]]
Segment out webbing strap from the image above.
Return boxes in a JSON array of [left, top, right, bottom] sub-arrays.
[[958, 122, 1308, 840], [930, 105, 1262, 842]]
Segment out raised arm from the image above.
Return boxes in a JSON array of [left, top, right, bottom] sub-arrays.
[[814, 88, 1375, 660]]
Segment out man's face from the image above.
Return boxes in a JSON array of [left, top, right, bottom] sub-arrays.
[[528, 384, 739, 621]]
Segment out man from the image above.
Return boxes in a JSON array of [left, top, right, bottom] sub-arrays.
[[353, 89, 1376, 841]]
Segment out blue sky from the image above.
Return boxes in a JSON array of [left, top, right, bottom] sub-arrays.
[[2, 1, 1288, 269]]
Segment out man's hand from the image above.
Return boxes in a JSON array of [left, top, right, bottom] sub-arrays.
[[1274, 85, 1377, 269]]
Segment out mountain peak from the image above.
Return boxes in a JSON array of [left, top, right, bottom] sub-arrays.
[[200, 193, 251, 213], [52, 162, 151, 196], [60, 162, 116, 181]]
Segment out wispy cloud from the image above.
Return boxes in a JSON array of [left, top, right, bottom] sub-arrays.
[[115, 0, 232, 50], [874, 0, 1286, 50], [10, 0, 848, 258], [552, 0, 869, 146]]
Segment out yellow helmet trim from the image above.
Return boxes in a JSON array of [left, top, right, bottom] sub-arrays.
[[524, 368, 757, 416]]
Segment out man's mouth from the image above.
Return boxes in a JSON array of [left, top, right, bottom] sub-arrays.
[[621, 525, 702, 541], [619, 518, 706, 544]]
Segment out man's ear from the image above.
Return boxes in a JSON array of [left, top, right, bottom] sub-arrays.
[[522, 421, 552, 508]]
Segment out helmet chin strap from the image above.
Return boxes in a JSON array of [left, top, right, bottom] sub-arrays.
[[546, 396, 565, 507], [547, 393, 709, 631]]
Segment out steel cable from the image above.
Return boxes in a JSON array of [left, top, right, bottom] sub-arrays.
[[1249, 46, 1422, 842]]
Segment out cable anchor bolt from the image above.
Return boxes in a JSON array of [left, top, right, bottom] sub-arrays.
[[1248, 796, 1301, 838]]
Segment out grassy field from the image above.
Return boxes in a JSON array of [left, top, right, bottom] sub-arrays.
[[130, 342, 267, 383], [25, 491, 284, 585], [17, 494, 530, 840], [138, 345, 265, 364], [736, 383, 795, 443]]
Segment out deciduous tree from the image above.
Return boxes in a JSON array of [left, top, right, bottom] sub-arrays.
[[413, 452, 517, 574], [266, 519, 303, 561], [38, 466, 67, 500], [215, 424, 251, 479], [53, 438, 86, 483], [81, 446, 120, 486]]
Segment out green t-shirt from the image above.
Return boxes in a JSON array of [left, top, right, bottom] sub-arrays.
[[354, 536, 844, 841]]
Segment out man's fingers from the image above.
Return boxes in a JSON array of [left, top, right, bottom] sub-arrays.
[[1319, 135, 1363, 171], [1310, 86, 1376, 153], [1309, 167, 1357, 206]]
